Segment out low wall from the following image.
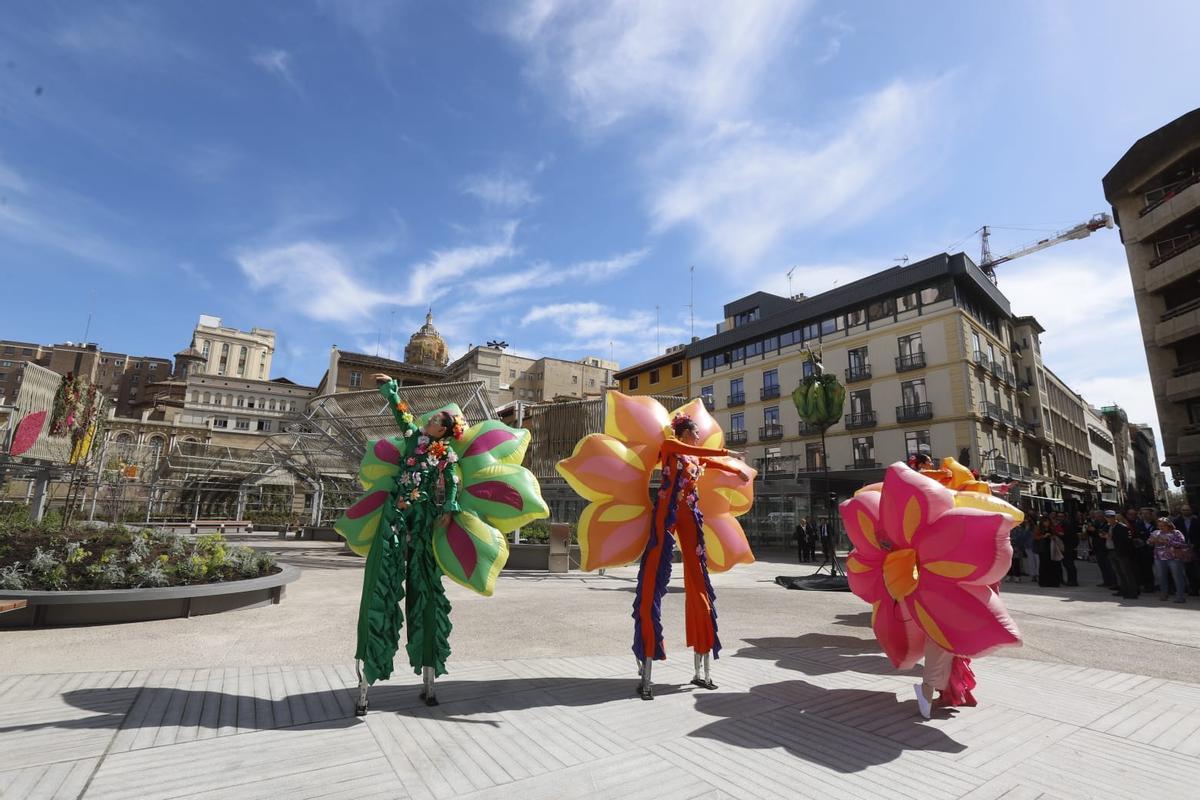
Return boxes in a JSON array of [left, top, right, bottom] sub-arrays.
[[505, 543, 582, 570], [0, 564, 301, 628]]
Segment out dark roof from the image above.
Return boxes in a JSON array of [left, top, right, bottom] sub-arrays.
[[1103, 108, 1200, 199], [688, 252, 1006, 357], [723, 291, 797, 319], [337, 349, 446, 376], [270, 377, 298, 385], [1012, 315, 1045, 333], [613, 349, 686, 379]]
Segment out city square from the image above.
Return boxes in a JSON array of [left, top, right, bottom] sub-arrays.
[[4, 3, 1200, 798]]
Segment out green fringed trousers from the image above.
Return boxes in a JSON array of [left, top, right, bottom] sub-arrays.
[[355, 503, 453, 684]]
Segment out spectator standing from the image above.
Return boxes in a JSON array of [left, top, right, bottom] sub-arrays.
[[1035, 516, 1062, 588], [1135, 508, 1159, 592], [1108, 510, 1140, 600], [1149, 518, 1190, 603], [1173, 505, 1200, 597], [794, 517, 815, 563], [1056, 512, 1080, 586], [1008, 519, 1031, 582], [1087, 510, 1117, 589]]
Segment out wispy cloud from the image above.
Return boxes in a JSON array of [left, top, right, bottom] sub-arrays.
[[508, 0, 809, 130], [650, 79, 949, 267], [405, 222, 520, 305], [54, 7, 197, 63], [252, 49, 301, 92], [814, 14, 853, 65], [236, 241, 402, 323], [462, 171, 538, 209], [481, 248, 649, 296], [523, 300, 685, 363]]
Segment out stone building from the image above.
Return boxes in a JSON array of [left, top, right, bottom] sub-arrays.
[[191, 314, 276, 381], [1102, 107, 1200, 508], [614, 345, 691, 399]]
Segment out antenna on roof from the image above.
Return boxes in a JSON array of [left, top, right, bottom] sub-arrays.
[[787, 266, 796, 297], [895, 255, 909, 266]]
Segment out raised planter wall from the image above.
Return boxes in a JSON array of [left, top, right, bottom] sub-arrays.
[[0, 564, 301, 628]]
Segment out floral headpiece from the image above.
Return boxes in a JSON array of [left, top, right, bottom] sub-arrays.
[[670, 412, 696, 437]]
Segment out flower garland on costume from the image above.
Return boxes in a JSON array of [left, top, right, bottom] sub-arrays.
[[50, 373, 87, 437], [397, 433, 461, 502], [395, 400, 417, 437]]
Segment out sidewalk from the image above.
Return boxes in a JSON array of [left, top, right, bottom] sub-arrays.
[[3, 639, 1198, 798]]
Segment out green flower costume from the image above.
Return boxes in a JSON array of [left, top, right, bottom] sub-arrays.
[[335, 380, 549, 688]]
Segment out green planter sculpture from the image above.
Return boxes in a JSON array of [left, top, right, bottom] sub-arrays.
[[790, 351, 846, 579]]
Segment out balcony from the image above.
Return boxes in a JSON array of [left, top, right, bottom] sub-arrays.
[[896, 352, 926, 372], [973, 351, 990, 371], [758, 424, 784, 441], [896, 402, 933, 423], [845, 461, 881, 471], [760, 385, 781, 401], [845, 365, 872, 383], [726, 430, 748, 445], [845, 411, 877, 429], [1166, 362, 1200, 402], [1001, 408, 1016, 427], [727, 392, 746, 407], [1017, 381, 1032, 395], [702, 396, 715, 411], [1157, 297, 1200, 347], [978, 401, 1001, 421], [1127, 172, 1200, 244], [1144, 234, 1200, 294], [798, 421, 823, 437], [983, 457, 1011, 478]]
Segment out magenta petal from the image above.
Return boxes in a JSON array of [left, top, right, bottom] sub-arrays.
[[11, 411, 47, 456], [446, 519, 477, 579], [345, 491, 387, 520], [374, 438, 402, 465], [915, 509, 1013, 585], [873, 599, 925, 669], [468, 480, 524, 509], [465, 428, 516, 458]]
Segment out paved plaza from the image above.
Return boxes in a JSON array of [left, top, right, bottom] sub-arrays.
[[2, 537, 1199, 799]]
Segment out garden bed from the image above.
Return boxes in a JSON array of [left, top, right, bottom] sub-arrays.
[[0, 510, 297, 627]]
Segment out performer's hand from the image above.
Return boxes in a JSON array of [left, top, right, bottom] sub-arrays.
[[439, 513, 452, 528], [727, 449, 745, 459], [373, 372, 392, 385], [395, 498, 409, 510]]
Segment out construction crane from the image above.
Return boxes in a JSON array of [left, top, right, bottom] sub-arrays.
[[978, 212, 1114, 284]]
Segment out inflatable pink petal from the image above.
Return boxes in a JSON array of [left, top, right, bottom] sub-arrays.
[[10, 411, 47, 457], [909, 580, 1021, 657], [872, 599, 925, 669], [878, 462, 954, 547], [914, 508, 1015, 586]]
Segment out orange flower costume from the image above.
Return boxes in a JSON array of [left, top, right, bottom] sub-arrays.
[[557, 392, 756, 698]]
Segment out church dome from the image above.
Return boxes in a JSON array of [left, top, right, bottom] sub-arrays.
[[405, 310, 450, 368]]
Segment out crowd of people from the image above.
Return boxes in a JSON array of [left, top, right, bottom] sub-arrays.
[[1007, 506, 1198, 602]]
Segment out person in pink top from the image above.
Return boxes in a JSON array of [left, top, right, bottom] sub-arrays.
[[1149, 517, 1190, 603]]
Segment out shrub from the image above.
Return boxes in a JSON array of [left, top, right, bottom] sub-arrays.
[[0, 563, 25, 590]]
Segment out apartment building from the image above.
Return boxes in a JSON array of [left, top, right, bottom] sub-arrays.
[[1103, 107, 1200, 508], [448, 347, 617, 407], [317, 347, 445, 394], [192, 315, 276, 381], [686, 252, 1048, 533], [1086, 405, 1123, 506], [614, 345, 690, 398]]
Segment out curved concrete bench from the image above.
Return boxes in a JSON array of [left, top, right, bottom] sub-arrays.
[[0, 564, 301, 628]]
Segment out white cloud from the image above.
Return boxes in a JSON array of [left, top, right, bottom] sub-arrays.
[[523, 301, 686, 364], [252, 49, 300, 91], [0, 160, 28, 193], [480, 248, 649, 296], [650, 79, 948, 268], [508, 0, 809, 130], [236, 241, 402, 323], [404, 222, 520, 305], [814, 14, 853, 65], [462, 172, 538, 209], [54, 8, 196, 62]]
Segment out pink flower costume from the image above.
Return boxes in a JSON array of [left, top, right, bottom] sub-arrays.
[[839, 461, 1023, 717]]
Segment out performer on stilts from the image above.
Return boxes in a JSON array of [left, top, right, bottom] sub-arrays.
[[556, 392, 757, 701], [336, 374, 548, 714]]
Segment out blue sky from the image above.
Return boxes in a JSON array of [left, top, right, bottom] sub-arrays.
[[2, 1, 1199, 460]]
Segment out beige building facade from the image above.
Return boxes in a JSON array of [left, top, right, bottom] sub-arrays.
[[1103, 107, 1200, 508], [192, 315, 276, 381], [447, 346, 617, 408]]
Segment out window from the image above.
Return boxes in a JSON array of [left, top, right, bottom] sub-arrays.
[[247, 398, 256, 409], [148, 363, 157, 371], [235, 419, 251, 431], [268, 399, 276, 411], [0, 361, 10, 368], [971, 330, 982, 357], [805, 443, 825, 470], [868, 297, 895, 322], [849, 389, 872, 414], [848, 347, 869, 370], [671, 362, 684, 378], [730, 412, 745, 432], [221, 343, 230, 355], [257, 420, 272, 432], [236, 395, 245, 407], [901, 379, 927, 407], [802, 360, 815, 378], [572, 375, 579, 384], [629, 375, 640, 390], [898, 333, 923, 357], [701, 385, 714, 406], [509, 369, 517, 379], [289, 401, 296, 411], [213, 417, 228, 428], [764, 406, 780, 425], [905, 430, 931, 457], [763, 369, 779, 390], [191, 392, 199, 403], [852, 436, 875, 465], [898, 292, 919, 312], [201, 340, 210, 356], [987, 341, 996, 364], [203, 392, 211, 404], [846, 308, 866, 327], [729, 377, 744, 404], [589, 378, 595, 387]]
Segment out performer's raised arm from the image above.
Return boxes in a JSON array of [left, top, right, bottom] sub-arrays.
[[374, 373, 419, 437]]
